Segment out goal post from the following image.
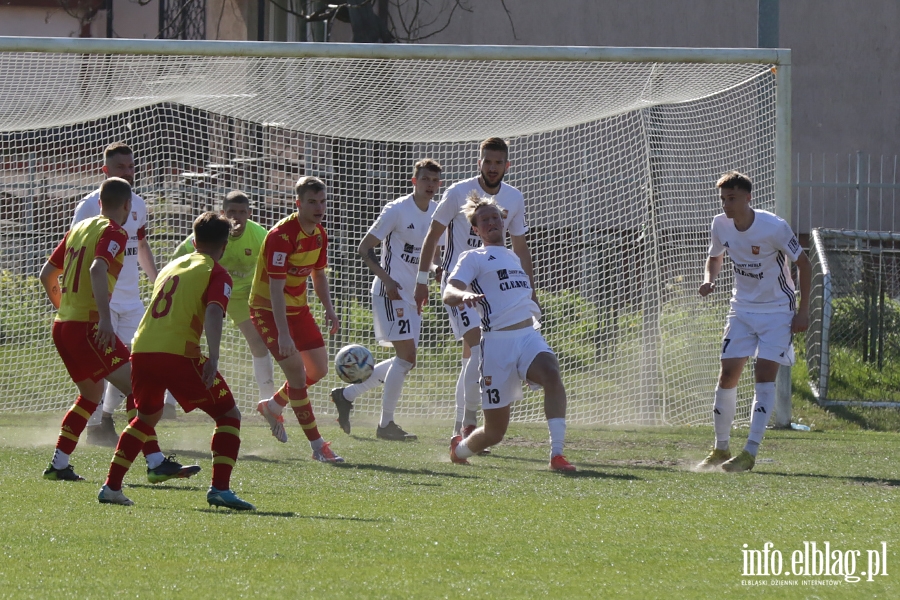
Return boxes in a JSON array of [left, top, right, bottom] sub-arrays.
[[0, 36, 791, 426]]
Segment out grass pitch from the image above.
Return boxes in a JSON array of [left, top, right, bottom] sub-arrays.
[[0, 413, 897, 599]]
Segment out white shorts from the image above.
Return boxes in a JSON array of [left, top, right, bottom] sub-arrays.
[[440, 279, 479, 340], [478, 327, 553, 410], [721, 309, 795, 366], [372, 296, 420, 347], [108, 299, 146, 347]]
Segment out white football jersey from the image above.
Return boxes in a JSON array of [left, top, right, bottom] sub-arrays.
[[708, 209, 803, 313], [367, 194, 437, 305], [432, 176, 528, 279], [72, 188, 148, 308], [449, 245, 540, 331]]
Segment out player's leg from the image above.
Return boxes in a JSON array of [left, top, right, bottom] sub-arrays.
[[237, 318, 275, 401], [103, 361, 172, 468], [526, 349, 576, 472], [377, 338, 417, 441], [460, 325, 483, 434], [452, 405, 511, 464], [85, 307, 127, 445], [45, 376, 105, 481]]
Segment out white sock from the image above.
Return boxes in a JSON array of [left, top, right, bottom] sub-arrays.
[[344, 358, 392, 402], [102, 381, 126, 414], [86, 399, 103, 426], [713, 386, 737, 451], [548, 417, 566, 457], [463, 345, 482, 418], [146, 452, 164, 470], [51, 448, 70, 469], [455, 438, 474, 459], [253, 355, 275, 401], [164, 390, 178, 407], [746, 382, 776, 455], [310, 437, 324, 452], [454, 358, 468, 431], [265, 396, 283, 416], [380, 358, 413, 428]]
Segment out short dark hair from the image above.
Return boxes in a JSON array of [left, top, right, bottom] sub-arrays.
[[413, 158, 442, 178], [222, 190, 251, 209], [103, 142, 133, 162], [294, 176, 326, 200], [193, 211, 232, 246], [479, 137, 509, 159], [716, 171, 752, 193], [98, 177, 132, 209]]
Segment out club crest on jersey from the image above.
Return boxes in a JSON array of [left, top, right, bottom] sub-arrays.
[[396, 307, 404, 318], [752, 245, 760, 255], [497, 269, 509, 280], [316, 235, 323, 248], [245, 248, 252, 255], [404, 243, 414, 253], [484, 376, 492, 386]]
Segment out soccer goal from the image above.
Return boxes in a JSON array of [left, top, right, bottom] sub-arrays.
[[806, 228, 900, 407], [0, 37, 791, 425]]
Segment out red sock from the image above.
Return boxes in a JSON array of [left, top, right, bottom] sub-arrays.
[[105, 417, 155, 491], [272, 383, 289, 408], [56, 395, 98, 455], [125, 393, 137, 421], [288, 385, 320, 442], [211, 416, 241, 490]]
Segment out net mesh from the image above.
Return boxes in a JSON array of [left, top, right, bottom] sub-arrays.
[[806, 229, 900, 405], [0, 49, 777, 424]]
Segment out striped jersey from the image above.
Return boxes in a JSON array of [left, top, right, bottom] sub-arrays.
[[708, 209, 802, 313], [48, 216, 128, 323], [132, 253, 232, 357], [249, 214, 327, 314], [72, 189, 148, 308], [432, 176, 528, 280], [449, 245, 540, 332], [173, 219, 267, 300], [367, 194, 437, 304]]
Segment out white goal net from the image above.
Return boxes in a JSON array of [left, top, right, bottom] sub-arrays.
[[0, 39, 788, 425]]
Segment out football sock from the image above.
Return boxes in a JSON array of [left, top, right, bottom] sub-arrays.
[[50, 449, 70, 470], [380, 358, 413, 428], [463, 344, 482, 416], [344, 358, 392, 402], [105, 417, 155, 491], [548, 417, 566, 457], [211, 416, 241, 490], [145, 452, 164, 470], [454, 358, 467, 433], [746, 382, 776, 454], [713, 386, 738, 451], [454, 437, 475, 460], [86, 398, 103, 427], [163, 390, 177, 407], [102, 381, 127, 414], [125, 393, 137, 421], [272, 384, 289, 410], [54, 395, 98, 457], [253, 355, 275, 401], [286, 385, 321, 442], [310, 437, 325, 452]]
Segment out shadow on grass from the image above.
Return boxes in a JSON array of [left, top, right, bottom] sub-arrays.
[[347, 462, 478, 479], [759, 471, 900, 486], [164, 448, 281, 464], [125, 483, 205, 492], [193, 509, 386, 521]]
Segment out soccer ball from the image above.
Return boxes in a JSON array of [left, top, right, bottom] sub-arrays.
[[334, 344, 375, 384]]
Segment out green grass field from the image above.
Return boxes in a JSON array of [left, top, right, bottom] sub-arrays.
[[0, 411, 897, 599]]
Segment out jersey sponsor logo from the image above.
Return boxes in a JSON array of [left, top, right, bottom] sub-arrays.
[[484, 376, 492, 386], [733, 266, 764, 280], [788, 236, 800, 253], [287, 266, 313, 277], [396, 307, 404, 318], [224, 283, 232, 298], [272, 251, 287, 267], [752, 245, 760, 255], [407, 223, 415, 229], [497, 269, 509, 280], [499, 280, 531, 291], [404, 243, 414, 253], [124, 247, 138, 256], [245, 248, 252, 255], [108, 240, 121, 256]]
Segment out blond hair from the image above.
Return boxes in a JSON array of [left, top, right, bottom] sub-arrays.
[[462, 190, 504, 228]]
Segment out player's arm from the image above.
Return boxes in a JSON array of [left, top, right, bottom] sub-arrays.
[[792, 251, 812, 333], [699, 254, 724, 297], [443, 278, 484, 308], [39, 261, 63, 309], [510, 232, 538, 306], [311, 268, 340, 335], [431, 242, 444, 281], [137, 238, 159, 283], [268, 278, 296, 358], [358, 233, 400, 300], [202, 303, 226, 388], [171, 235, 196, 260], [89, 257, 116, 350], [415, 221, 447, 312]]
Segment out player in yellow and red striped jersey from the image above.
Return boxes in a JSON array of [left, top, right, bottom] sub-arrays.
[[249, 176, 344, 462], [99, 212, 254, 509], [39, 178, 197, 483]]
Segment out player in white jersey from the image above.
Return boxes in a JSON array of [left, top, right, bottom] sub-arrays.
[[415, 138, 534, 441], [72, 143, 168, 446], [696, 171, 811, 473], [443, 193, 575, 472], [330, 159, 442, 440]]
